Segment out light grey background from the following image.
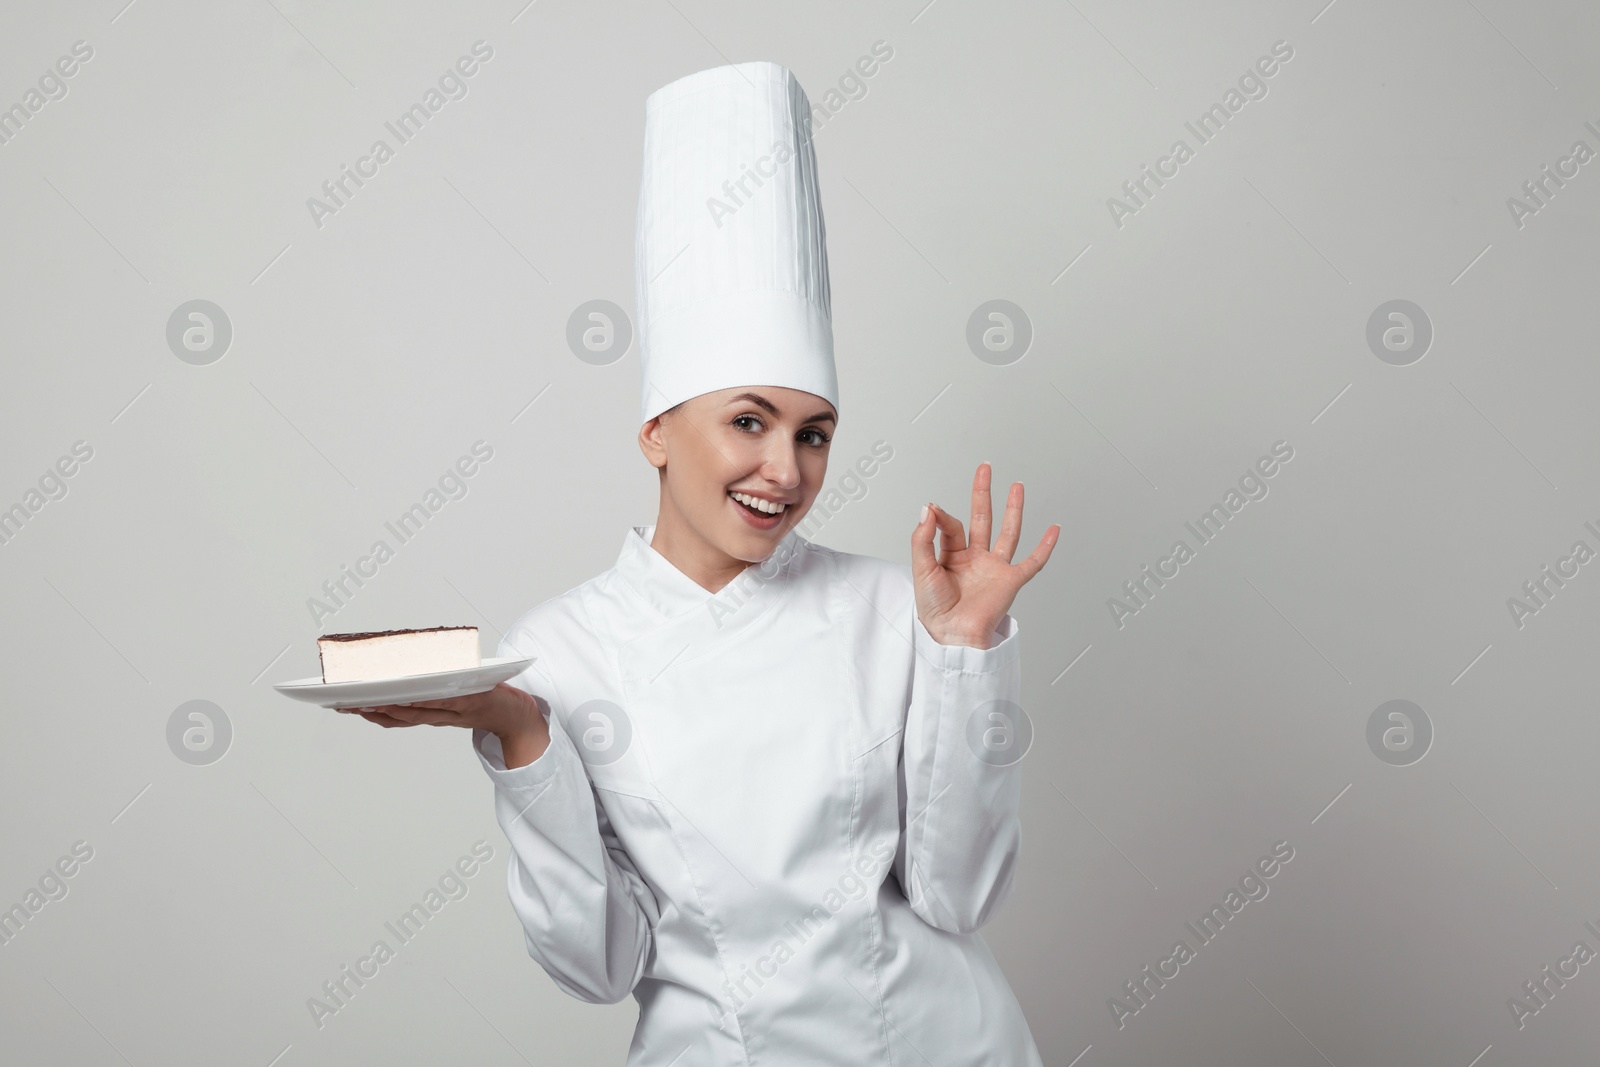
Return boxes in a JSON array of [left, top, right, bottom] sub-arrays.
[[2, 0, 1597, 1064]]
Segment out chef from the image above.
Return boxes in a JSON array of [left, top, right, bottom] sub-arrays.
[[350, 59, 1059, 1065]]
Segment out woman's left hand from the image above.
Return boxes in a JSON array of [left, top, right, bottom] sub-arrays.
[[911, 463, 1060, 649]]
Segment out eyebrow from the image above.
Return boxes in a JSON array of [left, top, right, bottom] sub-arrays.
[[726, 391, 836, 424]]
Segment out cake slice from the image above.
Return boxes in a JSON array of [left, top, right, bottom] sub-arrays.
[[317, 626, 480, 683]]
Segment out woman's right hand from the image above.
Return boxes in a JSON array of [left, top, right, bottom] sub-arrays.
[[341, 682, 552, 768]]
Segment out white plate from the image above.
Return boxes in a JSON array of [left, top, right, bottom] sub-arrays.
[[274, 656, 536, 709]]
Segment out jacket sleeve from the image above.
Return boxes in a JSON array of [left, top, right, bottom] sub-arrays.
[[896, 609, 1025, 934], [471, 633, 658, 1004]]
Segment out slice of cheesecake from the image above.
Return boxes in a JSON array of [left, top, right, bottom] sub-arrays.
[[317, 626, 480, 683]]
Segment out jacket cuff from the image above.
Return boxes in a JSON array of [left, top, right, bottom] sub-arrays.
[[912, 612, 1020, 673], [472, 720, 570, 792]]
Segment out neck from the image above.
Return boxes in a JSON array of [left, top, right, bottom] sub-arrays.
[[649, 499, 755, 595]]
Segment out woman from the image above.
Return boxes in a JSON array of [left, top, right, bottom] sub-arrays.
[[347, 61, 1059, 1065]]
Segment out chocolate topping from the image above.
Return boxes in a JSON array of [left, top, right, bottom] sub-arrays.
[[317, 625, 476, 642]]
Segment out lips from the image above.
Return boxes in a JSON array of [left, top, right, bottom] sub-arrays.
[[729, 490, 786, 528], [728, 490, 789, 515]]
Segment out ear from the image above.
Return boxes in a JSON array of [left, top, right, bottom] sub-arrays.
[[638, 416, 668, 470]]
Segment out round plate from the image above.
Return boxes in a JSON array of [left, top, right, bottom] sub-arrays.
[[274, 655, 536, 709]]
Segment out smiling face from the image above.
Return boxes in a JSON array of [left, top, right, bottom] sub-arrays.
[[638, 385, 836, 589]]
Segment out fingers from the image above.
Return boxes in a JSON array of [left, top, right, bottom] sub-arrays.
[[993, 480, 1024, 562], [344, 709, 412, 728], [1012, 524, 1061, 585], [341, 703, 464, 728], [393, 694, 478, 713], [928, 504, 967, 564], [912, 501, 969, 572], [384, 703, 464, 727], [969, 462, 993, 552], [911, 500, 939, 575]]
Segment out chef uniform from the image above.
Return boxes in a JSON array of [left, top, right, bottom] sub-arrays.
[[472, 60, 1043, 1067]]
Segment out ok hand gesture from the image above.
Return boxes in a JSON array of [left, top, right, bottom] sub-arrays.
[[911, 463, 1059, 649]]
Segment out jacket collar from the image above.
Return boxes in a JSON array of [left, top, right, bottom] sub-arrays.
[[613, 523, 803, 624]]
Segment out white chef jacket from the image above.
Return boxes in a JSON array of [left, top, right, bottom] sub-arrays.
[[472, 523, 1042, 1066]]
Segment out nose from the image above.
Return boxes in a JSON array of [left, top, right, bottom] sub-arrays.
[[759, 436, 802, 490]]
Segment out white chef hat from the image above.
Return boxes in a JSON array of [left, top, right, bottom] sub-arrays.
[[634, 60, 838, 426]]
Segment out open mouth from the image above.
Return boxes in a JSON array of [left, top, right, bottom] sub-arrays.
[[728, 490, 788, 527]]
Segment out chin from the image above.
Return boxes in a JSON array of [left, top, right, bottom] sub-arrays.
[[725, 524, 786, 562]]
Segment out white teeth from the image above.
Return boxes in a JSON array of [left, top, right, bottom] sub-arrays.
[[730, 491, 787, 515]]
